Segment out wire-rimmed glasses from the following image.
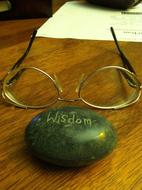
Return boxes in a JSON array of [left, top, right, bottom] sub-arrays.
[[1, 27, 142, 109]]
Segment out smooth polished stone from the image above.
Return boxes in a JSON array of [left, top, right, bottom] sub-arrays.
[[87, 0, 142, 9], [25, 106, 117, 167]]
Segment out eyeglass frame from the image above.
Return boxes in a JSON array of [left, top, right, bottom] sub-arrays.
[[1, 27, 142, 109]]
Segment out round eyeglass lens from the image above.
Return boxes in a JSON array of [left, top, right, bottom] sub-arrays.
[[5, 68, 59, 107], [80, 66, 140, 109]]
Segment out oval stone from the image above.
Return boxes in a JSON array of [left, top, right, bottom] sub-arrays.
[[87, 0, 141, 9], [25, 106, 117, 167]]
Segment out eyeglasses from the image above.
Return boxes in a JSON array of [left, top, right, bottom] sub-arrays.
[[1, 27, 142, 109]]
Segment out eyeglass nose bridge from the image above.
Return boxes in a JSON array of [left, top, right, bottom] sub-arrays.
[[54, 74, 84, 102], [54, 74, 85, 94], [58, 97, 80, 102]]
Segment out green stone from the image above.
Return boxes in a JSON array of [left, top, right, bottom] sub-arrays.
[[25, 106, 117, 167], [87, 0, 141, 9]]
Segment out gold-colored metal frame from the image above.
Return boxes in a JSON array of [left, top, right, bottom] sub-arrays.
[[78, 65, 141, 109], [1, 27, 142, 109]]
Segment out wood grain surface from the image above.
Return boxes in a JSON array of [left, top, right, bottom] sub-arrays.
[[0, 3, 142, 190]]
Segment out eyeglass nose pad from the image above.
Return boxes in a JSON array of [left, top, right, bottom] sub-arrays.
[[76, 73, 85, 93], [54, 74, 63, 93]]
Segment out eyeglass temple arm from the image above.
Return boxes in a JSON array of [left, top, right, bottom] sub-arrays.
[[110, 27, 136, 74], [5, 30, 37, 85], [10, 29, 37, 71]]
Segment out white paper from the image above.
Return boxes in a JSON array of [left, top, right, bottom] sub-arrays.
[[37, 1, 142, 42]]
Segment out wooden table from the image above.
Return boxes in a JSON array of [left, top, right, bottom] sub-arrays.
[[0, 7, 142, 190]]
